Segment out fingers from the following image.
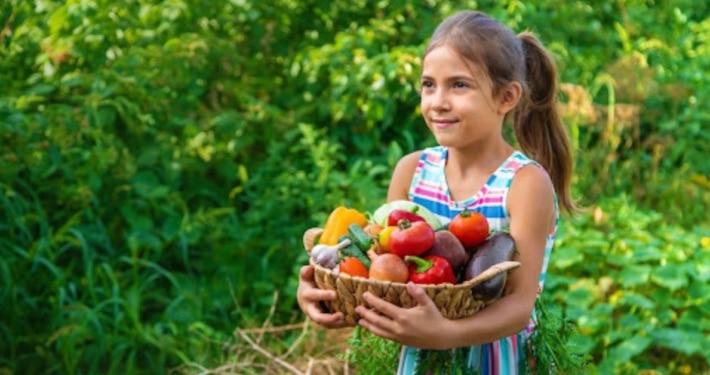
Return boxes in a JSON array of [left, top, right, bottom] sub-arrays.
[[299, 265, 336, 300], [299, 265, 314, 282], [356, 285, 437, 333], [302, 294, 347, 328], [308, 310, 345, 328], [361, 292, 401, 320], [356, 293, 399, 334], [298, 265, 338, 299], [302, 287, 337, 302], [357, 314, 396, 341], [406, 282, 434, 308], [297, 265, 347, 328], [298, 265, 336, 301], [360, 283, 432, 316]]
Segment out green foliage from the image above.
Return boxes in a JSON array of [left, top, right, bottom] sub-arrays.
[[414, 349, 478, 375], [344, 296, 590, 375], [1, 0, 709, 374], [549, 196, 710, 374], [343, 327, 401, 375], [526, 297, 591, 374]]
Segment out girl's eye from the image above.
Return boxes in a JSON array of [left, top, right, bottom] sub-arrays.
[[453, 81, 469, 89], [420, 80, 434, 89]]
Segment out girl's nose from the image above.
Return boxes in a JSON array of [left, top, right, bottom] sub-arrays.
[[430, 89, 451, 111]]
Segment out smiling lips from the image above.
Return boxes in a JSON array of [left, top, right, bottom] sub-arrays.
[[431, 119, 458, 129]]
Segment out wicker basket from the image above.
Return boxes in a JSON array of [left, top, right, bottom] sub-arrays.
[[303, 227, 521, 326]]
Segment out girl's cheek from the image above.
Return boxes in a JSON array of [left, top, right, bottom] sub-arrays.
[[420, 94, 432, 109]]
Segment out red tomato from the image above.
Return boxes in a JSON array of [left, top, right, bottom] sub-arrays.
[[388, 220, 435, 257], [339, 257, 369, 278], [448, 209, 490, 247]]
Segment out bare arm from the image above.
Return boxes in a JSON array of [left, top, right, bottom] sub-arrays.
[[442, 164, 556, 347], [296, 150, 422, 329], [354, 160, 557, 349], [386, 151, 423, 202]]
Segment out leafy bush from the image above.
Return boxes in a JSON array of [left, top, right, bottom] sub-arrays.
[[1, 0, 709, 374], [549, 196, 710, 374]]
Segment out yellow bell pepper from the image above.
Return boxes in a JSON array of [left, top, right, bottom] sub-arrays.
[[319, 206, 368, 246], [377, 226, 397, 253]]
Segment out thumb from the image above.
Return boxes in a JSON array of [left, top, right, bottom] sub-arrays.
[[300, 265, 314, 281], [407, 282, 434, 307]]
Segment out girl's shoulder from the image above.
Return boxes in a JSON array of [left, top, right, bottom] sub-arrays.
[[506, 152, 557, 221], [387, 150, 425, 200], [503, 150, 536, 170], [485, 151, 537, 188], [395, 150, 425, 171], [505, 151, 551, 183]]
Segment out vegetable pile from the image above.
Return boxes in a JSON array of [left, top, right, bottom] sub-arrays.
[[307, 200, 517, 297]]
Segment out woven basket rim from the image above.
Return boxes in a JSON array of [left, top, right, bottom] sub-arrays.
[[304, 227, 521, 290], [310, 258, 520, 290]]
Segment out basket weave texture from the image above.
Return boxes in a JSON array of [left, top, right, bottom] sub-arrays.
[[303, 227, 521, 327]]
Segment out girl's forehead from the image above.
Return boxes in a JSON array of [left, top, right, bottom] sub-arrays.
[[422, 45, 485, 78]]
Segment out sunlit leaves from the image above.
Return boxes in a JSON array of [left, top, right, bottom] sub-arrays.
[[1, 0, 710, 374], [548, 196, 710, 372]]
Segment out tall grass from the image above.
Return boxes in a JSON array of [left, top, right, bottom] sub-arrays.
[[0, 180, 234, 374]]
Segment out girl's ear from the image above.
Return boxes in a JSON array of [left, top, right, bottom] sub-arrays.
[[497, 81, 522, 115]]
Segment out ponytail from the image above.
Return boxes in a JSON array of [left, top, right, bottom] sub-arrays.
[[514, 32, 578, 214], [423, 11, 577, 213]]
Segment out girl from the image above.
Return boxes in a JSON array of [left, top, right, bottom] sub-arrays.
[[297, 10, 577, 374]]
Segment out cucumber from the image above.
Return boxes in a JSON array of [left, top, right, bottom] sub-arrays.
[[347, 224, 373, 252], [338, 234, 372, 269], [435, 223, 450, 232]]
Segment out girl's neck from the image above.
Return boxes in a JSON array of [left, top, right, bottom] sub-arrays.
[[444, 139, 514, 180]]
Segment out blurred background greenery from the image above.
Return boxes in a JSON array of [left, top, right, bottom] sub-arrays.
[[1, 0, 709, 374]]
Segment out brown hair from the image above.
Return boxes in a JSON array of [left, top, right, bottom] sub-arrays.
[[424, 11, 577, 214]]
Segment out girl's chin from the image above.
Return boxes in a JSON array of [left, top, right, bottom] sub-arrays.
[[433, 134, 462, 148]]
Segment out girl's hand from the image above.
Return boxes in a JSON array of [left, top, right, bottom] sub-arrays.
[[297, 265, 348, 328], [355, 282, 452, 349]]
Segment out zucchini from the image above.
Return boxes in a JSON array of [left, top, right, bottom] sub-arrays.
[[338, 234, 372, 269], [347, 224, 373, 252]]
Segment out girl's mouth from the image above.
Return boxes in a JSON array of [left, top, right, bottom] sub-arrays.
[[432, 119, 458, 129]]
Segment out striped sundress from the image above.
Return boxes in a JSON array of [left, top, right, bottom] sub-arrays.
[[396, 146, 558, 375]]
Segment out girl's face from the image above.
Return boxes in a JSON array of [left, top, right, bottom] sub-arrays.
[[420, 45, 507, 150]]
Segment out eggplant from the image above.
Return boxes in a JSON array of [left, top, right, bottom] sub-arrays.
[[422, 230, 467, 272], [463, 231, 517, 301]]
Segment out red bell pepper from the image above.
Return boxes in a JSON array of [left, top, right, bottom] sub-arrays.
[[404, 255, 456, 285], [387, 207, 426, 227]]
